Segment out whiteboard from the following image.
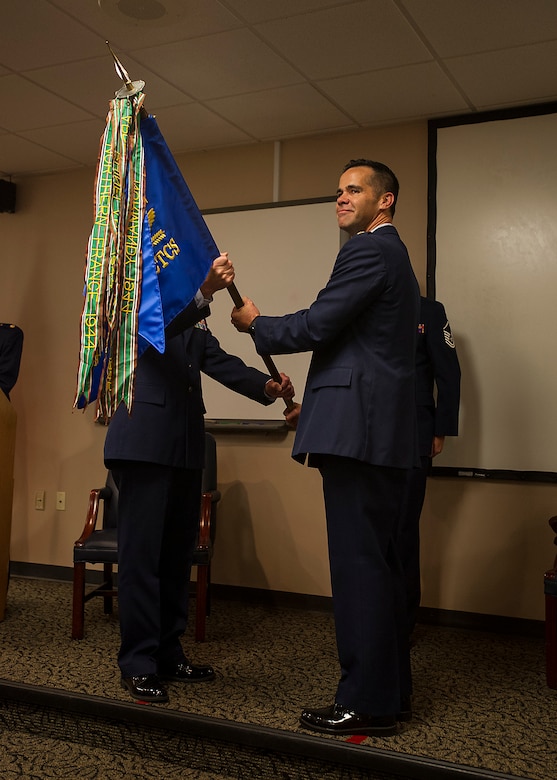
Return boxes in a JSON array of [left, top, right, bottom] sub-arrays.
[[431, 108, 557, 478], [201, 200, 340, 420]]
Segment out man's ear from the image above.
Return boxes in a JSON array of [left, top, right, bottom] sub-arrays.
[[381, 192, 395, 210]]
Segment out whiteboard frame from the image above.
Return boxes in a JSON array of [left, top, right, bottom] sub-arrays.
[[427, 101, 557, 483]]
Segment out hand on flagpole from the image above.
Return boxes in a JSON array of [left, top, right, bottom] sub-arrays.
[[200, 253, 235, 299], [230, 297, 260, 331], [265, 372, 295, 402], [283, 401, 301, 430]]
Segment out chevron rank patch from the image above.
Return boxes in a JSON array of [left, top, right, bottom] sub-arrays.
[[443, 321, 456, 348]]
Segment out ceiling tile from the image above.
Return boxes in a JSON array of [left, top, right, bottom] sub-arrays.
[[133, 29, 303, 100], [207, 84, 356, 139], [51, 0, 243, 49], [0, 75, 92, 132], [445, 41, 557, 109], [0, 133, 81, 177], [149, 104, 253, 153], [254, 0, 431, 80], [1, 0, 104, 70], [317, 62, 470, 124], [400, 0, 557, 57], [20, 119, 107, 167], [25, 56, 193, 118], [223, 0, 360, 24]]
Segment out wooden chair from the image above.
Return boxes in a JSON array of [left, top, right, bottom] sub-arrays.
[[71, 432, 220, 643], [544, 515, 557, 688]]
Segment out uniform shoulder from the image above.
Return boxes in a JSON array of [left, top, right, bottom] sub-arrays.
[[420, 297, 446, 318]]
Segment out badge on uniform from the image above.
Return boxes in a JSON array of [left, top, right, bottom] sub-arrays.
[[443, 321, 456, 348], [195, 319, 208, 331], [418, 323, 425, 334]]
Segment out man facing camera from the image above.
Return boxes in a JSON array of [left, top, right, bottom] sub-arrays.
[[231, 159, 419, 736]]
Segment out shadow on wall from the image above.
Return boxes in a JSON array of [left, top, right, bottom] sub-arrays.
[[212, 476, 331, 597]]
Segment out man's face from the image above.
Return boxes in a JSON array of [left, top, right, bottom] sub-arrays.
[[336, 166, 386, 236]]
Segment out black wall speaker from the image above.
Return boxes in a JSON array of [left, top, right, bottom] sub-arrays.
[[0, 180, 16, 213]]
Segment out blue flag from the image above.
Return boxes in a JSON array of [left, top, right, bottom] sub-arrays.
[[138, 115, 220, 354]]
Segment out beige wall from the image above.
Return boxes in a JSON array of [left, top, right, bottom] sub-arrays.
[[1, 120, 552, 621]]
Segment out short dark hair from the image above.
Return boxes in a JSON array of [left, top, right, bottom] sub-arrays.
[[342, 159, 399, 216]]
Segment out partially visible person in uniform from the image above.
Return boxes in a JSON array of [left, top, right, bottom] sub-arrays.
[[0, 323, 23, 399], [105, 254, 295, 704], [398, 296, 460, 635]]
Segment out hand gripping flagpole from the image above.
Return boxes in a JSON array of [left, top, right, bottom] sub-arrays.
[[106, 43, 295, 414]]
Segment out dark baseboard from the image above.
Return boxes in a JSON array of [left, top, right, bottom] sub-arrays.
[[417, 605, 544, 639], [8, 561, 544, 638]]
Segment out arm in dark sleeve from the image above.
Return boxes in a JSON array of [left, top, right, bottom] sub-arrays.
[[426, 301, 461, 436], [164, 299, 210, 340], [200, 329, 273, 406], [252, 232, 388, 355], [0, 324, 23, 398]]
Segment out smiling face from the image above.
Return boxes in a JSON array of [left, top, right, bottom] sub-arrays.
[[336, 166, 394, 237]]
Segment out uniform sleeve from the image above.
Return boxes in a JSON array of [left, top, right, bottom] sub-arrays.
[[200, 329, 273, 406], [165, 299, 210, 340], [427, 302, 461, 436], [253, 233, 388, 355], [0, 325, 24, 398]]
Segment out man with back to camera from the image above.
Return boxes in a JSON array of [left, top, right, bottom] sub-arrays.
[[231, 159, 420, 736], [104, 253, 295, 703]]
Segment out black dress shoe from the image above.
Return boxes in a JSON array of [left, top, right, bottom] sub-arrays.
[[300, 702, 398, 736], [121, 674, 169, 702], [158, 661, 215, 682]]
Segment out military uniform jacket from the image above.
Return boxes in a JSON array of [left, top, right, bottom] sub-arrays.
[[252, 226, 420, 469], [415, 296, 461, 456], [104, 301, 273, 470]]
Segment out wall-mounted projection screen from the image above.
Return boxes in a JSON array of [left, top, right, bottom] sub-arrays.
[[430, 105, 557, 481], [201, 200, 339, 421]]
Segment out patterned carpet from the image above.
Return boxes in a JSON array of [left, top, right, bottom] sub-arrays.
[[0, 577, 556, 779]]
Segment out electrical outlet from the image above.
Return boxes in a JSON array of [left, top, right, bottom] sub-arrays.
[[56, 492, 66, 511], [34, 490, 45, 511]]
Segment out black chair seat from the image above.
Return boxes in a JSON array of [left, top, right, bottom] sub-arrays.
[[74, 529, 118, 562]]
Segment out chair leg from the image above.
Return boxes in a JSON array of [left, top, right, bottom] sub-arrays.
[[545, 591, 557, 689], [195, 565, 209, 643], [103, 563, 114, 615], [72, 562, 86, 640]]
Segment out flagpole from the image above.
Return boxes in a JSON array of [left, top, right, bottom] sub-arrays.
[[227, 283, 295, 412], [106, 43, 295, 416]]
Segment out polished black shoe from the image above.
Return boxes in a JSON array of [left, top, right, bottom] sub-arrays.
[[159, 661, 215, 682], [121, 674, 169, 702], [300, 702, 398, 736]]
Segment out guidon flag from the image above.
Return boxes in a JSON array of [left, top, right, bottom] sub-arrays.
[[74, 90, 219, 421]]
